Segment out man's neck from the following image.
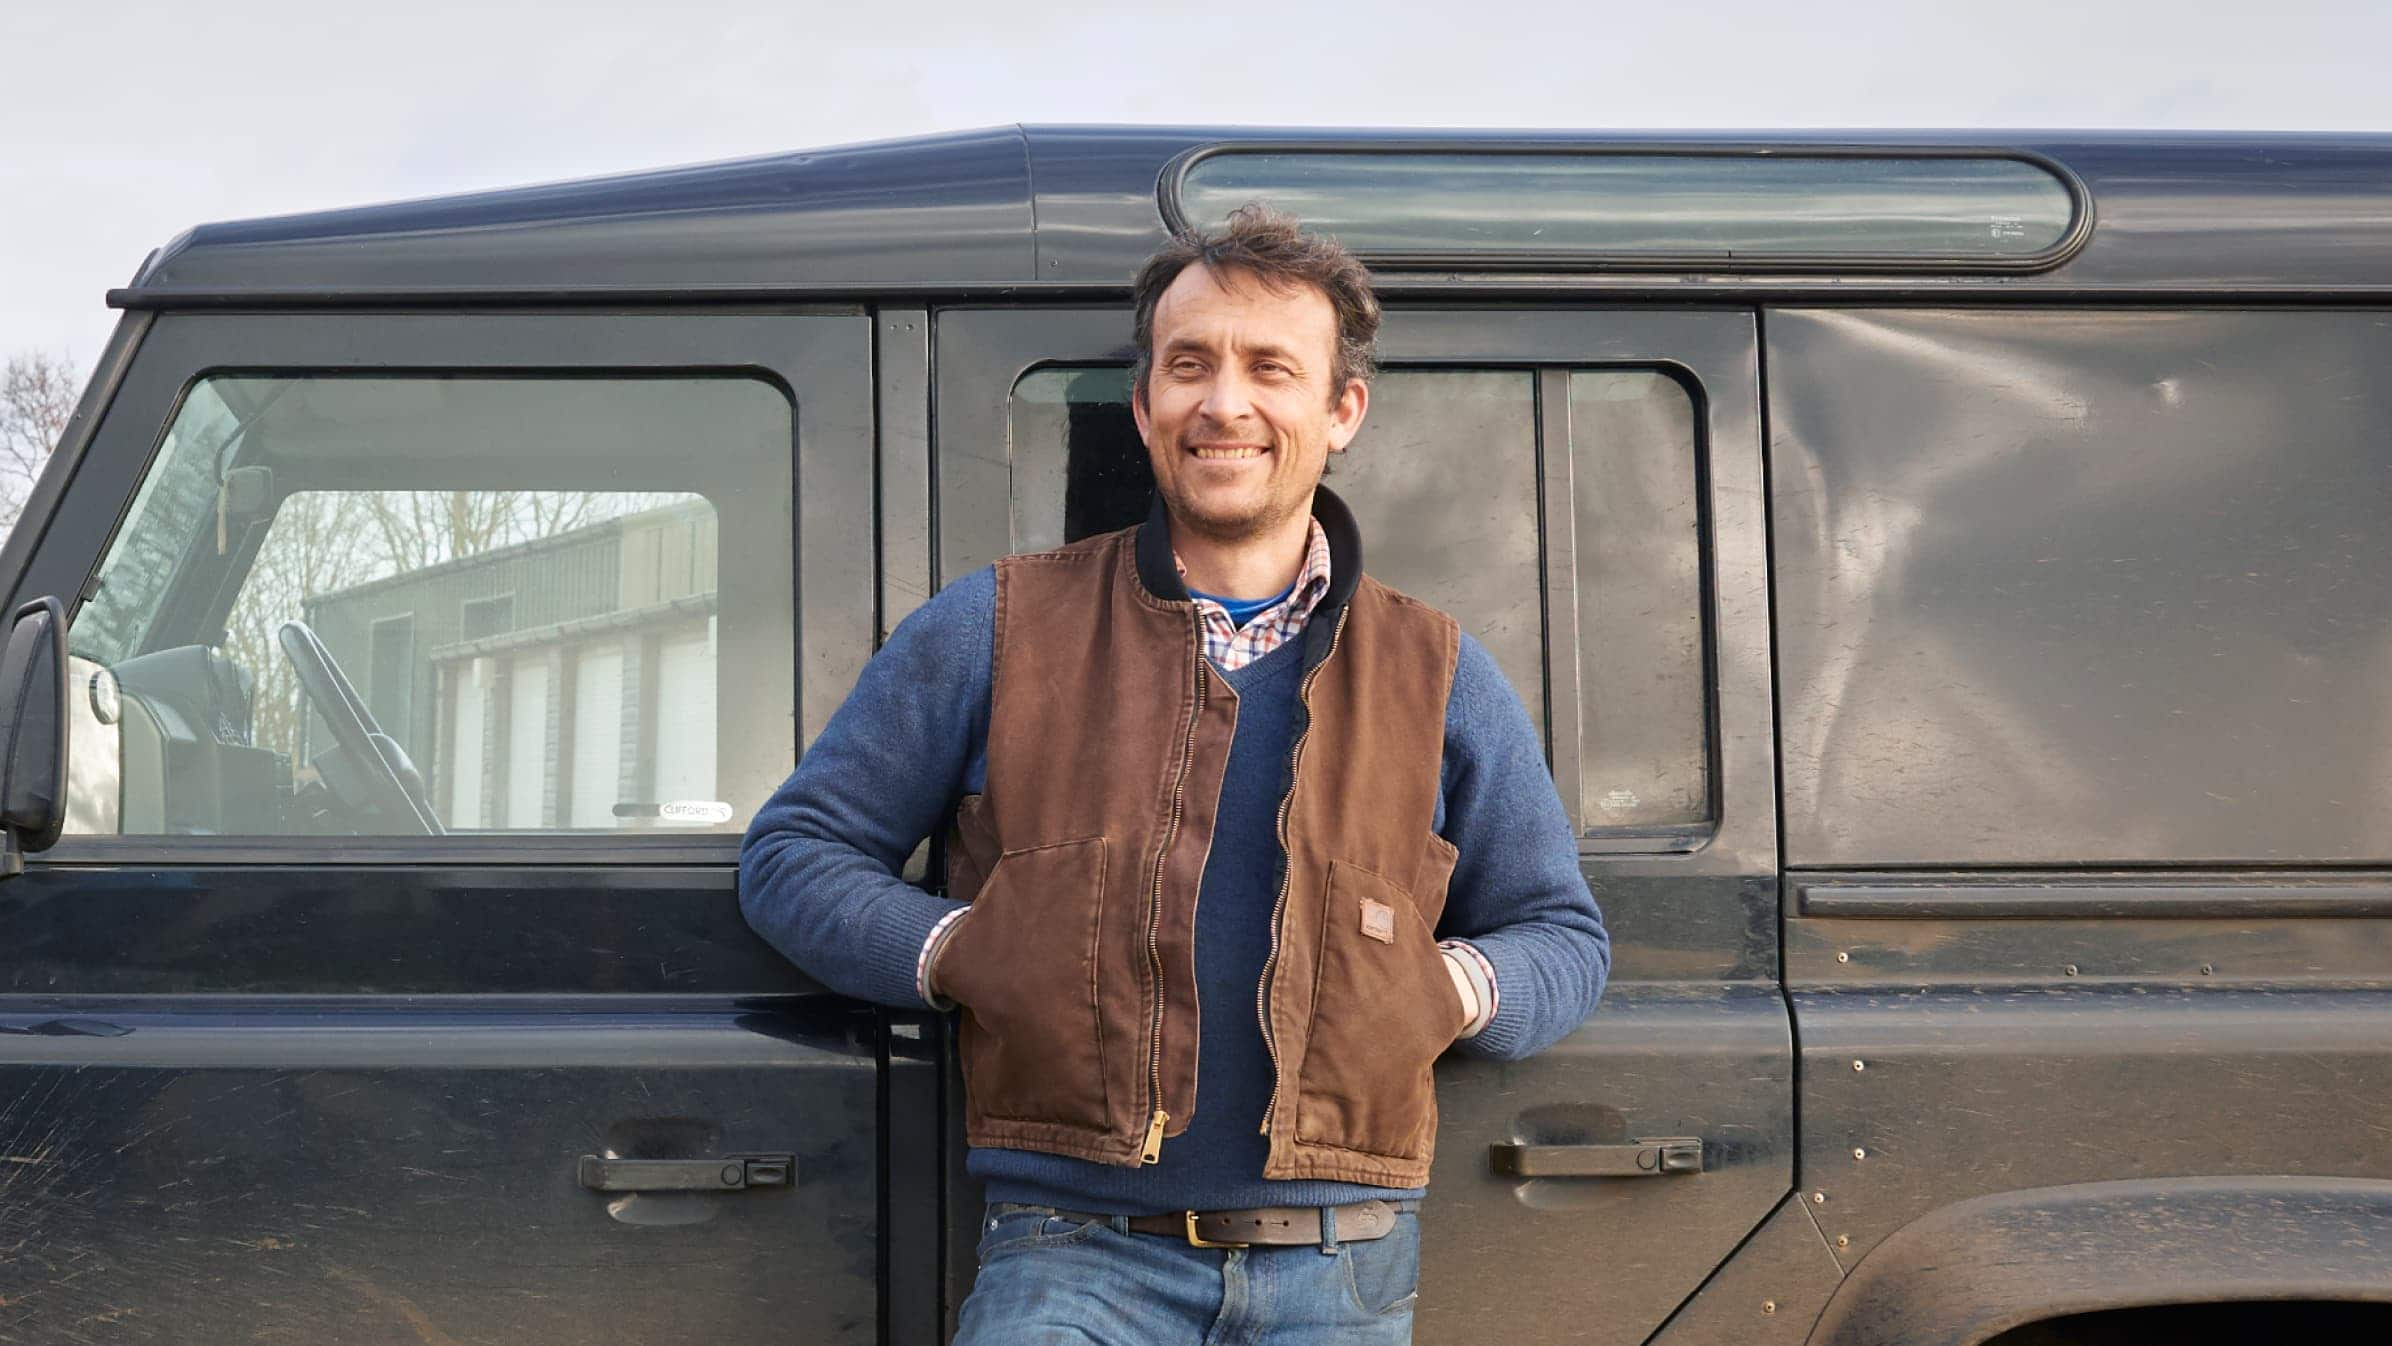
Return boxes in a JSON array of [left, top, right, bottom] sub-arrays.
[[1171, 501, 1314, 600]]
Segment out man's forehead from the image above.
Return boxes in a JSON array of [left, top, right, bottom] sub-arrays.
[[1154, 264, 1338, 349]]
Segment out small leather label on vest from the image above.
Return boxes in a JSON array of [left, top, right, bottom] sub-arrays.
[[1359, 898, 1397, 944]]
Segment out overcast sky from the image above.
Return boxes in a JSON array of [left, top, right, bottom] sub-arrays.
[[6, 1, 2388, 367]]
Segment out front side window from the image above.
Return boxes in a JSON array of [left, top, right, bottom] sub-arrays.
[[66, 374, 793, 841]]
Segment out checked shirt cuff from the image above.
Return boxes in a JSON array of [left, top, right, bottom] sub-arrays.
[[917, 907, 971, 1010], [1439, 938, 1499, 1039]]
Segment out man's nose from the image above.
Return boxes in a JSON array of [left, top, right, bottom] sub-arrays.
[[1198, 367, 1257, 423]]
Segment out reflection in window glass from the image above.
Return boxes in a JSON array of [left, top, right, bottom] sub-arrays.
[[1006, 367, 1546, 740], [73, 383, 234, 667], [1570, 371, 1707, 829], [1180, 152, 2077, 261], [66, 375, 792, 840], [367, 614, 414, 731], [1008, 367, 1148, 552]]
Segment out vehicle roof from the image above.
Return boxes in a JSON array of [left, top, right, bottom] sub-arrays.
[[115, 125, 2392, 303]]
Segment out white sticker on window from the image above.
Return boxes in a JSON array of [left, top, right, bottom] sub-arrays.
[[658, 800, 734, 825]]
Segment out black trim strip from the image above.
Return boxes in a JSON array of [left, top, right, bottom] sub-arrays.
[[1798, 874, 2392, 919], [36, 833, 741, 866], [107, 282, 2392, 310]]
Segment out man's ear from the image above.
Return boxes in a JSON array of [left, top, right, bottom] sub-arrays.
[[1326, 378, 1369, 453], [1131, 374, 1152, 444]]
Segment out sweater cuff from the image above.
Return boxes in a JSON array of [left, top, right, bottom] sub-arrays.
[[1439, 939, 1499, 1039], [843, 886, 968, 1010], [1452, 934, 1551, 1059], [917, 906, 971, 1010]]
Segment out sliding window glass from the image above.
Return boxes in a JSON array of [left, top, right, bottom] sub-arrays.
[[1564, 370, 1708, 831]]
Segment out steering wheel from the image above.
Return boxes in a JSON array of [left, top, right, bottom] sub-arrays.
[[276, 619, 444, 835]]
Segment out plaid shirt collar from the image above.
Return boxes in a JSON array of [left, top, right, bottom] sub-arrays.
[[1173, 518, 1334, 672]]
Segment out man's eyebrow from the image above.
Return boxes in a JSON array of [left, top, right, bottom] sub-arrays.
[[1238, 341, 1306, 365], [1156, 335, 1311, 366]]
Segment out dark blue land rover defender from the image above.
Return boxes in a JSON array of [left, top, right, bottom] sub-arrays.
[[2, 128, 2389, 1345]]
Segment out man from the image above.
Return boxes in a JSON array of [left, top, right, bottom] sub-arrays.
[[741, 206, 1608, 1344]]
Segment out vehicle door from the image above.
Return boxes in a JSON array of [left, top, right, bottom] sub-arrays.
[[0, 311, 887, 1342], [923, 307, 1788, 1345]]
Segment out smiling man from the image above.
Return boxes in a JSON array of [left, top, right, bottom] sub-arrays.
[[741, 206, 1609, 1344]]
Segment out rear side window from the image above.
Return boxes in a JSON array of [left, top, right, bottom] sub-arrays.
[[1004, 363, 1708, 835], [66, 375, 792, 840]]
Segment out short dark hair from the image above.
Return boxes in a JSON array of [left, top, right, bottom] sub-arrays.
[[1129, 204, 1381, 405]]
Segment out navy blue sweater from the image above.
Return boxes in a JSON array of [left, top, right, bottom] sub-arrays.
[[739, 566, 1609, 1213]]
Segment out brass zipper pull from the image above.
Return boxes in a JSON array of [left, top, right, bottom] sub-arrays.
[[1141, 1109, 1169, 1164]]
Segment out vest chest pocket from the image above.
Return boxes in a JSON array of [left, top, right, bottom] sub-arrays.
[[935, 836, 1114, 1131], [1295, 859, 1467, 1162]]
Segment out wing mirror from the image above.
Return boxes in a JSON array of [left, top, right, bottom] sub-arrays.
[[0, 597, 69, 878]]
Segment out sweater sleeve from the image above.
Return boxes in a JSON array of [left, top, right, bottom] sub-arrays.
[[1435, 632, 1612, 1060], [738, 569, 995, 1008]]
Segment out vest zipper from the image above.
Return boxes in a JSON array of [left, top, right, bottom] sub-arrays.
[[1255, 606, 1350, 1138], [1142, 606, 1208, 1164]]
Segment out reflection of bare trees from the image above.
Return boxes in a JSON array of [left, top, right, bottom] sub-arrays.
[[359, 489, 620, 575], [225, 492, 375, 765], [225, 490, 651, 765], [0, 350, 79, 537]]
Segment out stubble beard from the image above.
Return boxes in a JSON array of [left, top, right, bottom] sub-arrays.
[[1158, 465, 1316, 546]]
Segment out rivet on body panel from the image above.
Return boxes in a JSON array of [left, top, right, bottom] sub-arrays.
[[1762, 1301, 1778, 1316], [1836, 951, 1850, 964], [1852, 1147, 1867, 1160], [1851, 1060, 1866, 1072], [1811, 1191, 1826, 1204], [1836, 1234, 1851, 1249], [2064, 964, 2079, 976]]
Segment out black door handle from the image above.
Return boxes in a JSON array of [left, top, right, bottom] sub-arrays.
[[578, 1154, 796, 1192], [1488, 1138, 1703, 1178]]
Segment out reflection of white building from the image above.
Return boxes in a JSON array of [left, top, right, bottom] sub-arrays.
[[307, 501, 718, 829]]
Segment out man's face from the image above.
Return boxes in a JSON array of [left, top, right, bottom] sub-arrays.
[[1133, 263, 1368, 546]]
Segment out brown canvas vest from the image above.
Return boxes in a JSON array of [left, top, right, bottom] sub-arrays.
[[930, 492, 1462, 1187]]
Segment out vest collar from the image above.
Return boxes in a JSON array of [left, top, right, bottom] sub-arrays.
[[1134, 485, 1365, 613]]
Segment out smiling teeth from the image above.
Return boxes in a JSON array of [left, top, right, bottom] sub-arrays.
[[1193, 447, 1265, 459]]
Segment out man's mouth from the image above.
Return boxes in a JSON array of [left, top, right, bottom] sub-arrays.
[[1190, 443, 1269, 461]]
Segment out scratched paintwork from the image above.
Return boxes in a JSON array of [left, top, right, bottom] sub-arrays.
[[0, 1000, 877, 1343], [1809, 1179, 2392, 1346], [1645, 1196, 1844, 1345]]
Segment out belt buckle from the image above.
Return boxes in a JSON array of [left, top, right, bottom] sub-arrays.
[[1183, 1211, 1249, 1248]]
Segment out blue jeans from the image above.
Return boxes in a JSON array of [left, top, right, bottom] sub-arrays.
[[953, 1203, 1422, 1345]]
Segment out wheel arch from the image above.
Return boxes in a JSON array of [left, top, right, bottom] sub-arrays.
[[1807, 1177, 2392, 1346]]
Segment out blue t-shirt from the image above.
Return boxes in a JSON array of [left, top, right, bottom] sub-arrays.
[[1187, 578, 1296, 629]]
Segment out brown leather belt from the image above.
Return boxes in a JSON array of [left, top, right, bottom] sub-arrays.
[[1044, 1199, 1414, 1248]]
